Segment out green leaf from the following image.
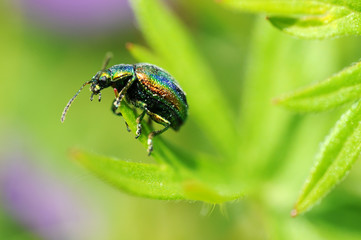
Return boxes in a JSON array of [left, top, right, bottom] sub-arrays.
[[72, 150, 185, 200], [128, 0, 238, 156], [292, 99, 361, 216], [220, 0, 361, 39], [72, 149, 242, 203], [275, 61, 361, 112]]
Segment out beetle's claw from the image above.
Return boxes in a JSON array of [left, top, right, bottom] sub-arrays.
[[98, 92, 102, 102], [147, 138, 153, 156], [90, 93, 94, 101]]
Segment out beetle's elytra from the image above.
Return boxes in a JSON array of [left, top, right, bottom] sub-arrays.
[[61, 55, 188, 155]]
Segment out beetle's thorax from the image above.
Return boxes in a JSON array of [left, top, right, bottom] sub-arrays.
[[108, 64, 136, 90]]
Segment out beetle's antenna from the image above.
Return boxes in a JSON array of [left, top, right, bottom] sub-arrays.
[[101, 52, 113, 72], [61, 81, 91, 123]]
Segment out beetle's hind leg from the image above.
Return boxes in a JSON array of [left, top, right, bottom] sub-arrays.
[[111, 99, 131, 132], [147, 123, 170, 156], [146, 112, 171, 156]]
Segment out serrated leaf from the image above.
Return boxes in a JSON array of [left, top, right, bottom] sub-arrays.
[[72, 150, 185, 200], [292, 99, 361, 216], [275, 61, 361, 112], [128, 0, 238, 156], [220, 0, 361, 39]]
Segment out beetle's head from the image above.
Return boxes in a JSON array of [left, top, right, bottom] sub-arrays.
[[89, 70, 111, 100], [60, 52, 113, 123]]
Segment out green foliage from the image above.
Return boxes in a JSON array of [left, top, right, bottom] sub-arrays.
[[6, 0, 361, 238], [220, 0, 361, 39], [277, 59, 361, 215], [220, 0, 361, 216], [71, 0, 361, 217]]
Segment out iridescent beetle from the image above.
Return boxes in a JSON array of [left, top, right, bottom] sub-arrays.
[[61, 54, 188, 155]]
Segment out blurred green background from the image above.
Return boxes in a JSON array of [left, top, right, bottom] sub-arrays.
[[2, 0, 361, 239]]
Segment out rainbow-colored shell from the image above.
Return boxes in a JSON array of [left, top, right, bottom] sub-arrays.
[[108, 63, 188, 130]]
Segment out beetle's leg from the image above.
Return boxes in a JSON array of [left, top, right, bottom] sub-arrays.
[[111, 99, 131, 132], [147, 123, 170, 156], [145, 112, 171, 156], [114, 76, 136, 108], [135, 109, 147, 139]]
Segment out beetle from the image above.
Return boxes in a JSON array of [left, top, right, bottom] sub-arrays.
[[61, 55, 188, 155]]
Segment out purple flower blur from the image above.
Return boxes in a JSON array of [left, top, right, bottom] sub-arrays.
[[17, 0, 134, 36], [1, 153, 104, 240]]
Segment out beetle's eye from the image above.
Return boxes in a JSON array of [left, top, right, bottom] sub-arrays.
[[100, 76, 107, 81]]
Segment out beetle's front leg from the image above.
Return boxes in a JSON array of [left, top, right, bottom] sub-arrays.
[[114, 76, 136, 108], [111, 99, 131, 132]]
